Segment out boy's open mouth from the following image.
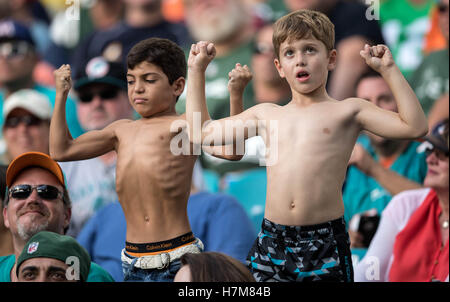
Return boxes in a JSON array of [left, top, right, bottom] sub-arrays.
[[296, 71, 310, 82]]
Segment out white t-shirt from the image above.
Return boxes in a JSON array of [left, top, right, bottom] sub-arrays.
[[59, 158, 117, 237]]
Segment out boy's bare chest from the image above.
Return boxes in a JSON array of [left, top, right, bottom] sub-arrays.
[[271, 105, 357, 141], [117, 120, 185, 151], [114, 121, 195, 174]]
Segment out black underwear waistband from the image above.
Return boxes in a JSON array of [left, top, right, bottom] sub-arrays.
[[125, 232, 195, 256]]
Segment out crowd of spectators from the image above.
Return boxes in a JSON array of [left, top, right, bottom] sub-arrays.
[[0, 0, 448, 282]]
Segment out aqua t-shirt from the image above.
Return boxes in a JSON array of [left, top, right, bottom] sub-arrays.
[[0, 84, 85, 139], [0, 254, 114, 282], [343, 135, 428, 224]]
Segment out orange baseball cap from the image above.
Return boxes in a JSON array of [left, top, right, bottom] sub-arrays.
[[6, 152, 65, 187]]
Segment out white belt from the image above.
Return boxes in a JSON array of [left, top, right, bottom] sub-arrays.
[[121, 239, 204, 270]]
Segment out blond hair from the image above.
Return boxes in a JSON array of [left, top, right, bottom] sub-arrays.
[[273, 9, 335, 58]]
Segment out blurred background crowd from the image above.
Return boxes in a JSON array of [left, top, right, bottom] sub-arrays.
[[0, 0, 448, 282]]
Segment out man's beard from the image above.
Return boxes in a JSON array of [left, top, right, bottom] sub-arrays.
[[187, 3, 247, 43], [17, 217, 49, 241], [369, 135, 404, 157]]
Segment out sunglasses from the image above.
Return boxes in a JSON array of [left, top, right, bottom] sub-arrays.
[[424, 146, 449, 161], [253, 42, 275, 55], [78, 88, 120, 103], [438, 3, 449, 13], [4, 115, 43, 128], [0, 41, 33, 59], [8, 184, 63, 201]]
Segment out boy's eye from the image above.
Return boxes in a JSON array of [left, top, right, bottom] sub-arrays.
[[305, 47, 316, 53], [146, 79, 156, 83], [127, 80, 134, 85], [284, 49, 294, 57]]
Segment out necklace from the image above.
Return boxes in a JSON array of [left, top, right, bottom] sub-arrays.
[[443, 220, 449, 229]]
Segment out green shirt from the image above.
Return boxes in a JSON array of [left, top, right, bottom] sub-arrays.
[[343, 135, 428, 224], [0, 254, 114, 282], [409, 49, 449, 115], [379, 0, 435, 79]]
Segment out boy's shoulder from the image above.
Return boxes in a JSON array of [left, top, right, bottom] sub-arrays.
[[247, 102, 282, 114], [108, 118, 135, 129], [338, 97, 369, 110]]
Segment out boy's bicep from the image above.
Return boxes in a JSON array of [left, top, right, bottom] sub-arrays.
[[209, 105, 262, 141], [354, 99, 414, 139], [61, 121, 121, 160]]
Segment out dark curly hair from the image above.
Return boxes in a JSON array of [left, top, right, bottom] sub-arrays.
[[127, 37, 186, 85]]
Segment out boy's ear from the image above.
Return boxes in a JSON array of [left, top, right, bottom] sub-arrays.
[[274, 58, 285, 78], [327, 49, 337, 71], [172, 77, 186, 97]]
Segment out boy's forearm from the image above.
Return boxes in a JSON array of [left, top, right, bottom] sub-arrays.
[[230, 90, 244, 116], [381, 66, 428, 136], [50, 91, 73, 160], [186, 69, 212, 143]]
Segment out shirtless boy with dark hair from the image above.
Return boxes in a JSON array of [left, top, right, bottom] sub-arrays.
[[186, 10, 428, 282], [50, 37, 252, 282]]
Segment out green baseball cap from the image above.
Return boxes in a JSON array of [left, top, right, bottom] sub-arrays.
[[17, 231, 91, 281]]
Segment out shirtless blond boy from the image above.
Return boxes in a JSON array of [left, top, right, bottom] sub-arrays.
[[186, 10, 428, 282], [50, 38, 251, 282]]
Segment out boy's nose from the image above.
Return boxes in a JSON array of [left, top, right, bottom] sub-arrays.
[[296, 54, 307, 66], [134, 80, 145, 93]]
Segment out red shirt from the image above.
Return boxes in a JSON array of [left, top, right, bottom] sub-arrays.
[[390, 189, 449, 282]]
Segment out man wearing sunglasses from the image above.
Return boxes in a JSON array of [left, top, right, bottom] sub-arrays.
[[0, 20, 84, 141], [0, 151, 114, 282], [1, 89, 52, 164], [57, 55, 134, 237]]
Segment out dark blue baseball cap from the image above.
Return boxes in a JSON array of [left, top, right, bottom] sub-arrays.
[[73, 56, 127, 91], [425, 119, 449, 155], [0, 19, 35, 46]]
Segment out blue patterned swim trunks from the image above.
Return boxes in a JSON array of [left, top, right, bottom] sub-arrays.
[[247, 217, 353, 282]]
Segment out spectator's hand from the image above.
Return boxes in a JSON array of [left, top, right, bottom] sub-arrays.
[[360, 44, 395, 74], [188, 41, 216, 72], [228, 63, 252, 94], [349, 209, 379, 249], [54, 64, 72, 93], [349, 229, 365, 248], [348, 143, 375, 175]]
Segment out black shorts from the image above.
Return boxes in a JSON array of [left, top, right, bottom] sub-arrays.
[[247, 217, 353, 282]]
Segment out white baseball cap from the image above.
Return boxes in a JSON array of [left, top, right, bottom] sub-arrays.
[[3, 89, 52, 120]]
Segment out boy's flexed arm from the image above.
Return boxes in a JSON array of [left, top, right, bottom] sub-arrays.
[[50, 65, 119, 161], [187, 41, 259, 147], [228, 63, 252, 115], [186, 41, 216, 145], [202, 63, 253, 160], [355, 44, 428, 139]]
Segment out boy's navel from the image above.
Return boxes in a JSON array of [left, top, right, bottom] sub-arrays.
[[290, 202, 295, 209], [322, 128, 331, 134], [144, 215, 150, 222]]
